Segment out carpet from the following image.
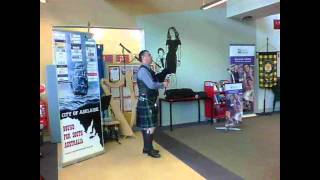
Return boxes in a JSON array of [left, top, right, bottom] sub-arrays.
[[161, 113, 280, 180], [40, 142, 58, 180]]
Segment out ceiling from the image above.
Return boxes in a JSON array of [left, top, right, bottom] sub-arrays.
[[105, 0, 207, 15], [231, 2, 280, 20], [105, 0, 278, 19]]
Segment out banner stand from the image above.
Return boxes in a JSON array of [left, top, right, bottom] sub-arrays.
[[215, 127, 242, 131], [52, 30, 105, 167], [215, 83, 243, 132], [59, 150, 105, 168], [257, 37, 278, 116], [259, 37, 271, 116]]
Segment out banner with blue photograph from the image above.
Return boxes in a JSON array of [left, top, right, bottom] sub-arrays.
[[224, 83, 243, 127], [53, 30, 104, 166], [229, 44, 255, 114]]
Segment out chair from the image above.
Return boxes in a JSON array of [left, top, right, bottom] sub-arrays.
[[101, 95, 111, 113], [100, 95, 120, 143]]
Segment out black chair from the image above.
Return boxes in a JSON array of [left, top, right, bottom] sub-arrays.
[[101, 95, 120, 143], [272, 78, 280, 112], [101, 95, 111, 112]]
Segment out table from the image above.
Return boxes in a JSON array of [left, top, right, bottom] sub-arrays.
[[159, 97, 213, 131]]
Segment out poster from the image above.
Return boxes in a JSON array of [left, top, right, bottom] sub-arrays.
[[225, 83, 243, 126], [103, 54, 114, 63], [54, 32, 68, 82], [115, 54, 130, 63], [258, 52, 278, 88], [110, 87, 120, 98], [109, 66, 120, 82], [53, 30, 104, 166], [85, 40, 99, 82], [229, 44, 255, 114], [123, 97, 132, 112]]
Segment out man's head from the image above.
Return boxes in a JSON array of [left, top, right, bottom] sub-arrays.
[[138, 50, 153, 64]]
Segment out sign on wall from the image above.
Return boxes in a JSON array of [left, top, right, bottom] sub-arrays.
[[229, 44, 255, 114], [274, 19, 280, 29], [53, 30, 104, 167]]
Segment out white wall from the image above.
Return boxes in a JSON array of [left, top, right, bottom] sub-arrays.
[[40, 0, 137, 84], [137, 7, 256, 126], [255, 14, 280, 113]]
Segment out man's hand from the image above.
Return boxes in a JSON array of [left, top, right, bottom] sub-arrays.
[[163, 81, 169, 88]]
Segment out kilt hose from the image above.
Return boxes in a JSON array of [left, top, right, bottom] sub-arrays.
[[136, 97, 158, 129]]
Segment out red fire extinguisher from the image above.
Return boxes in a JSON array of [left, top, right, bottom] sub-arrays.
[[40, 100, 48, 128]]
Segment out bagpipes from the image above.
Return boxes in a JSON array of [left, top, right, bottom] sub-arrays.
[[118, 43, 171, 93]]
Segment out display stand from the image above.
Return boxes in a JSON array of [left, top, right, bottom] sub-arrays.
[[204, 81, 227, 124], [261, 38, 271, 115], [215, 83, 243, 132], [258, 37, 275, 116]]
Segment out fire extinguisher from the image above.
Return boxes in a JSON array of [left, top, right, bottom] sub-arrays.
[[40, 100, 48, 128]]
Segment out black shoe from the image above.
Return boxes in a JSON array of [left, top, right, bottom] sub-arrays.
[[143, 148, 159, 154], [147, 149, 161, 158]]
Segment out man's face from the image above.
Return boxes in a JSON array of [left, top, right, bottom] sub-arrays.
[[142, 52, 153, 65]]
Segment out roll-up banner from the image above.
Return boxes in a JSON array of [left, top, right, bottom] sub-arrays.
[[229, 44, 255, 114], [53, 30, 104, 167]]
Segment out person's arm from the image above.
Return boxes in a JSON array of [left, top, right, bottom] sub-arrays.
[[178, 40, 181, 60], [166, 40, 169, 53], [155, 68, 170, 82], [137, 68, 164, 89]]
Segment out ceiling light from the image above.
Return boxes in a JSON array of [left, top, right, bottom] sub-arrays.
[[200, 0, 227, 10], [40, 0, 46, 3]]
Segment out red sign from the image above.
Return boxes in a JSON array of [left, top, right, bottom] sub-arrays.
[[87, 72, 98, 76], [103, 55, 113, 63], [40, 84, 46, 94], [116, 55, 130, 63], [274, 19, 280, 29]]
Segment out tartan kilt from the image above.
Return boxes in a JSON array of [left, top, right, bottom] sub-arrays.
[[136, 98, 158, 129]]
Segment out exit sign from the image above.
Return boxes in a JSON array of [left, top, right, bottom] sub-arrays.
[[274, 19, 280, 29]]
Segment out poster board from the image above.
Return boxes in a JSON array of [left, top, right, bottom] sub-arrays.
[[229, 44, 255, 114], [225, 83, 243, 124], [53, 30, 104, 167]]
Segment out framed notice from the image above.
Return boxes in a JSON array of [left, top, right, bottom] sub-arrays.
[[123, 97, 132, 112], [110, 87, 120, 98], [109, 66, 120, 82], [122, 87, 131, 97]]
